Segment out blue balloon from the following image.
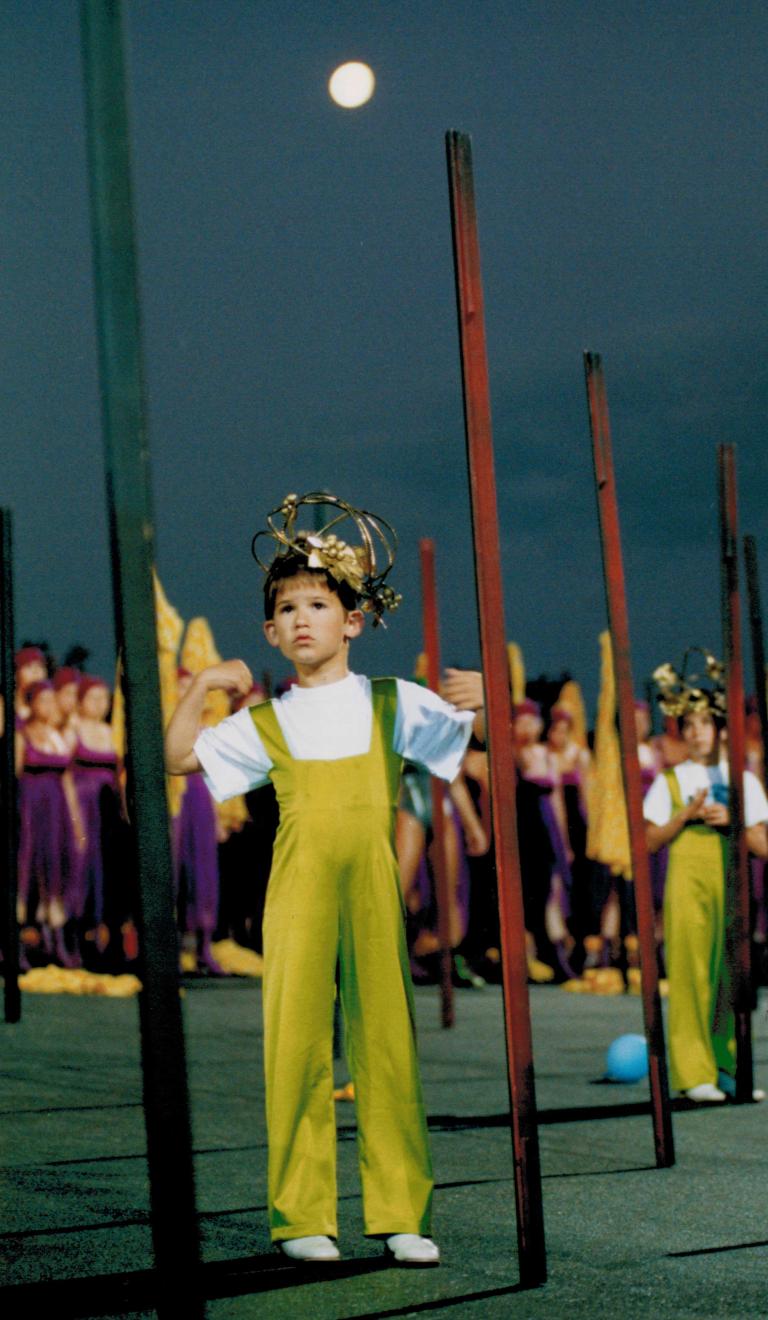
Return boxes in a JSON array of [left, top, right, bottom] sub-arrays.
[[605, 1033, 648, 1083]]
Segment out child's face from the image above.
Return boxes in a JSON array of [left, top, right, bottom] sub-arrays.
[[263, 574, 364, 672], [681, 710, 718, 763]]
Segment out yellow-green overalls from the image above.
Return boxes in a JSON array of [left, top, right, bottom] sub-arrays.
[[663, 769, 735, 1092], [250, 678, 433, 1242]]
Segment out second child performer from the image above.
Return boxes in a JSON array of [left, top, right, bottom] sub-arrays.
[[645, 650, 768, 1103]]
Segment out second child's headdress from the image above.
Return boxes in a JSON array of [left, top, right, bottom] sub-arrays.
[[252, 492, 402, 627], [652, 647, 726, 720]]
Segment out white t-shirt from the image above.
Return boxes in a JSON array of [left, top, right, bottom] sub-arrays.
[[194, 672, 475, 803], [643, 759, 768, 828]]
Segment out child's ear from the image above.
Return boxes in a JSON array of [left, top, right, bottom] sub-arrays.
[[344, 609, 365, 640], [263, 620, 281, 648]]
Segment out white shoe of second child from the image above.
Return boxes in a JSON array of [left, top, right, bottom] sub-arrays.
[[684, 1083, 726, 1103]]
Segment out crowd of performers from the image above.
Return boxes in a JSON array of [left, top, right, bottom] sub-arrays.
[[6, 642, 768, 998]]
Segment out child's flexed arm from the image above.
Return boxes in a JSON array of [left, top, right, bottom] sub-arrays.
[[441, 668, 485, 742], [165, 660, 253, 775]]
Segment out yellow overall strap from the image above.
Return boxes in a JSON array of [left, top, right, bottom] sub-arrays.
[[249, 699, 288, 764], [664, 767, 683, 813], [370, 677, 402, 802]]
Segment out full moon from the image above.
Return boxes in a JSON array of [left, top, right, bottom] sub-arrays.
[[328, 61, 376, 109]]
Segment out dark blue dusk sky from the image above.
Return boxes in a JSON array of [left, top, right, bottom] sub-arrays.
[[3, 1, 767, 714]]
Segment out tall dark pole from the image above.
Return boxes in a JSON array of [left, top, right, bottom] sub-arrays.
[[583, 353, 674, 1168], [744, 536, 768, 772], [446, 130, 546, 1289], [1, 509, 21, 1024], [419, 538, 455, 1029], [718, 445, 753, 1102], [79, 3, 202, 1312]]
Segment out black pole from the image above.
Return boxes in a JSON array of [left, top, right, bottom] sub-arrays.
[[718, 446, 753, 1102], [1, 508, 21, 1024], [79, 3, 202, 1312], [744, 536, 768, 772]]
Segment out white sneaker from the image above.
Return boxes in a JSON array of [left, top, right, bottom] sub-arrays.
[[684, 1083, 726, 1103], [278, 1235, 340, 1262], [385, 1233, 441, 1266]]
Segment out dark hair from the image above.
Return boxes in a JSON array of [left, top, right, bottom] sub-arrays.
[[263, 552, 359, 619]]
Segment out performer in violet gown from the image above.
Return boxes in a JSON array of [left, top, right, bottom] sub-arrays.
[[53, 667, 81, 747], [73, 675, 125, 964], [14, 645, 48, 723], [513, 699, 575, 982], [16, 680, 81, 967], [173, 668, 224, 973], [546, 705, 593, 969]]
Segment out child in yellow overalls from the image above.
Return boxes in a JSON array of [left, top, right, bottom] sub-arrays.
[[165, 493, 484, 1264], [644, 650, 768, 1103]]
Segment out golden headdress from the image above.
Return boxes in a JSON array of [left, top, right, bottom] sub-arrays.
[[652, 647, 726, 720], [252, 492, 402, 626]]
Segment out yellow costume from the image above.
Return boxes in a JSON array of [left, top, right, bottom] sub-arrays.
[[251, 678, 433, 1241], [662, 769, 734, 1091]]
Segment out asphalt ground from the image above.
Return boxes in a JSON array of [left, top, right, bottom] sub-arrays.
[[2, 978, 767, 1319]]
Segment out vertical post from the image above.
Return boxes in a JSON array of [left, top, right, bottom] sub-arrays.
[[79, 2, 202, 1311], [744, 536, 768, 772], [0, 509, 21, 1024], [446, 130, 546, 1288], [718, 446, 753, 1102], [644, 680, 657, 736], [583, 352, 675, 1168], [419, 538, 455, 1029]]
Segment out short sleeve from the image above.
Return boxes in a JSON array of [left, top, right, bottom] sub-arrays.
[[394, 679, 474, 783], [643, 772, 673, 826], [745, 771, 768, 827], [194, 708, 272, 801]]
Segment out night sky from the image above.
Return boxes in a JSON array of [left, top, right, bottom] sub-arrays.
[[3, 1, 767, 715]]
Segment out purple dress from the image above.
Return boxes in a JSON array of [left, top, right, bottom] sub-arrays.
[[73, 740, 121, 927], [562, 767, 592, 936], [530, 775, 573, 917], [413, 802, 471, 943], [18, 737, 77, 925], [173, 772, 220, 933]]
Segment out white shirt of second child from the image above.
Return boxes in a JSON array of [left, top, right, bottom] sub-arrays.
[[194, 672, 475, 802], [643, 759, 768, 828]]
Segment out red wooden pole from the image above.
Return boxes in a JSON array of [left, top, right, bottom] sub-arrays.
[[1, 508, 20, 1024], [744, 536, 768, 780], [583, 352, 675, 1168], [446, 130, 546, 1288], [420, 538, 455, 1029], [718, 445, 754, 1101]]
